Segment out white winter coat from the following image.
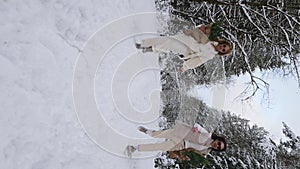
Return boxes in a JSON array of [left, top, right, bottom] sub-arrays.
[[141, 35, 218, 71], [173, 121, 214, 156]]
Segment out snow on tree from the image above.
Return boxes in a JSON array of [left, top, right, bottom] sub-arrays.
[[155, 0, 300, 100], [276, 122, 300, 169], [156, 99, 300, 169], [153, 1, 300, 168]]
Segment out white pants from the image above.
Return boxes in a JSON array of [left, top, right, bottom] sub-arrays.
[[138, 129, 185, 152], [141, 34, 199, 56]]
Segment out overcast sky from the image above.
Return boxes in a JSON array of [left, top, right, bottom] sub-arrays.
[[194, 70, 300, 142]]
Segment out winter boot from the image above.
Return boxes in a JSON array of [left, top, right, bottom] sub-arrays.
[[125, 145, 137, 157], [135, 43, 142, 49], [142, 46, 153, 53], [138, 126, 149, 134]]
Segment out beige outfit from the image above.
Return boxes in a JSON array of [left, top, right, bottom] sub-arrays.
[[138, 121, 213, 155], [141, 35, 218, 71], [181, 42, 218, 71], [137, 129, 186, 151], [141, 34, 196, 56], [183, 24, 211, 44]]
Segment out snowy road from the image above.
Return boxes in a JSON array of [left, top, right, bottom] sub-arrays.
[[0, 0, 162, 169]]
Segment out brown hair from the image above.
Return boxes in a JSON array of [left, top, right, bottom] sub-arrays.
[[211, 133, 227, 152], [215, 39, 233, 56]]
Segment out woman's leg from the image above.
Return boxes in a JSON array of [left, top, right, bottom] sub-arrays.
[[139, 126, 176, 139], [148, 129, 176, 139], [138, 140, 184, 152], [141, 36, 190, 54]]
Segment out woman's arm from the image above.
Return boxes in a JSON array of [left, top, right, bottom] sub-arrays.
[[182, 56, 204, 71], [193, 123, 209, 133], [181, 50, 216, 71], [183, 24, 212, 44]]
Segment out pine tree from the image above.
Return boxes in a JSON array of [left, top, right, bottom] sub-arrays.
[[276, 122, 300, 169], [155, 98, 278, 169], [155, 0, 300, 99]]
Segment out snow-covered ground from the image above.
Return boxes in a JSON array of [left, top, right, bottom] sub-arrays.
[[0, 0, 163, 168]]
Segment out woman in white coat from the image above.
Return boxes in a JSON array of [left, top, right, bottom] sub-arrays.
[[126, 121, 226, 157], [136, 33, 232, 72]]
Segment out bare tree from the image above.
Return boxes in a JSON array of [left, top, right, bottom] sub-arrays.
[[162, 0, 300, 100]]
